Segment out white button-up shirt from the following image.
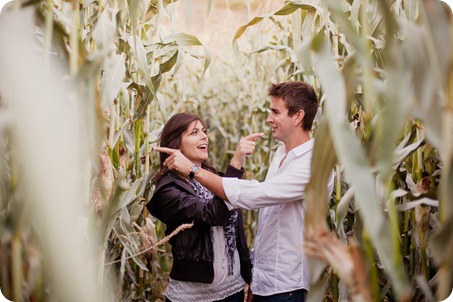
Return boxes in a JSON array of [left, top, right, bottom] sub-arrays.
[[222, 139, 334, 296]]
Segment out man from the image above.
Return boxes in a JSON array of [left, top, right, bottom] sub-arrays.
[[156, 81, 334, 301]]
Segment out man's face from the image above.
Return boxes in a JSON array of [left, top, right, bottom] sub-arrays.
[[266, 96, 296, 143]]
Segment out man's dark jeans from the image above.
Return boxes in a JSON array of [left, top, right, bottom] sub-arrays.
[[253, 289, 307, 302]]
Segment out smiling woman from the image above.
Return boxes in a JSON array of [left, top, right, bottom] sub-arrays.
[[179, 120, 210, 166], [146, 112, 253, 302]]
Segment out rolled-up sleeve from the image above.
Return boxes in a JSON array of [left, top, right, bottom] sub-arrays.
[[223, 177, 240, 210], [222, 163, 312, 210], [222, 142, 320, 211]]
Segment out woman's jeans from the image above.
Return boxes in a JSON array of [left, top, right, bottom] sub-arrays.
[[253, 289, 307, 302], [165, 289, 244, 302]]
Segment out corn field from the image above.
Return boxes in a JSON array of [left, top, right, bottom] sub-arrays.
[[0, 0, 452, 301]]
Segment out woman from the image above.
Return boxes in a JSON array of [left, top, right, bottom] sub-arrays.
[[147, 113, 253, 302]]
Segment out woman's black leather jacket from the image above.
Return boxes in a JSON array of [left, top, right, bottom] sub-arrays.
[[147, 165, 251, 284]]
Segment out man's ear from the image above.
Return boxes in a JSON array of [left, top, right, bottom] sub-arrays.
[[295, 110, 305, 125]]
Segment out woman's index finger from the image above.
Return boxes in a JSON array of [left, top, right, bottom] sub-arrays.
[[245, 133, 265, 141]]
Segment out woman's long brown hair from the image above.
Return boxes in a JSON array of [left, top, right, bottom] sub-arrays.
[[151, 112, 216, 185]]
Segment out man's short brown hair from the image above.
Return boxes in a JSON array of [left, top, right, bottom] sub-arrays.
[[268, 81, 318, 131]]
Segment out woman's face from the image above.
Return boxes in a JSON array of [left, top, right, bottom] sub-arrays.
[[179, 120, 209, 165]]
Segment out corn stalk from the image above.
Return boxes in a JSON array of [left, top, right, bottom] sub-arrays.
[[232, 0, 452, 300]]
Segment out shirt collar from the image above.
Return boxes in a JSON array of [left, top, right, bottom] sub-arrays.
[[280, 138, 314, 158]]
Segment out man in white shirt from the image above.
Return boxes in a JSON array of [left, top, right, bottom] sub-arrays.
[[156, 81, 334, 301]]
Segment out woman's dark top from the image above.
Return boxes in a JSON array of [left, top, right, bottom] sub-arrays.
[[147, 165, 251, 284]]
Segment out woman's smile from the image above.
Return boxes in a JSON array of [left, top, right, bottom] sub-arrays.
[[180, 120, 209, 165]]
